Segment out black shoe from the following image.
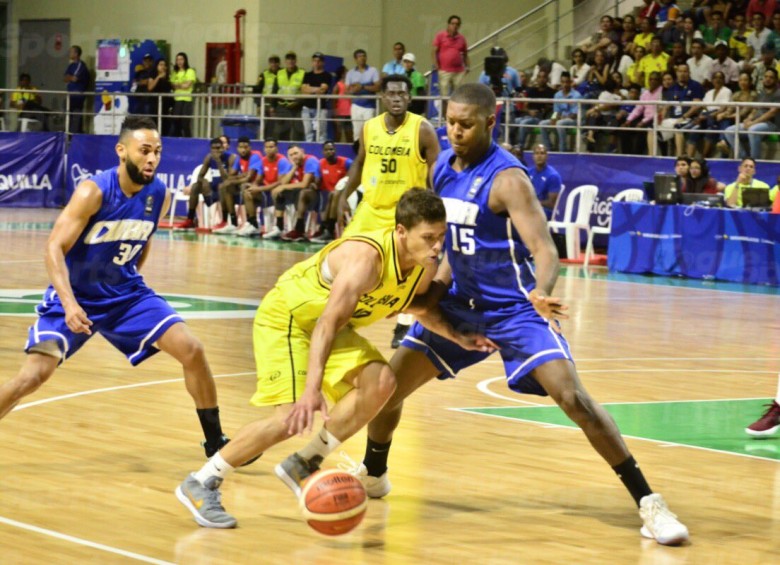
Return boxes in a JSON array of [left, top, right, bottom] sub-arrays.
[[202, 435, 262, 467], [391, 323, 410, 349]]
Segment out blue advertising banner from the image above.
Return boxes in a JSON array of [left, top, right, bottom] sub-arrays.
[[0, 132, 66, 207], [609, 202, 780, 285]]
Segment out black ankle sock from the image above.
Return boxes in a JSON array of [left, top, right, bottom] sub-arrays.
[[364, 438, 392, 477], [612, 455, 652, 507], [248, 217, 258, 228], [276, 216, 284, 230], [187, 209, 196, 221], [295, 218, 305, 233], [325, 219, 335, 232], [196, 407, 224, 447], [230, 214, 238, 227]]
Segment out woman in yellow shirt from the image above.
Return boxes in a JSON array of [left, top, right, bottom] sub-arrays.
[[170, 52, 197, 137]]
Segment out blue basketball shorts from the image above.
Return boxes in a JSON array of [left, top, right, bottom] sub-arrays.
[[25, 288, 184, 366], [401, 295, 573, 396]]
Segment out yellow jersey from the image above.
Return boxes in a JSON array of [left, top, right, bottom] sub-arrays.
[[361, 112, 428, 209], [275, 228, 426, 332]]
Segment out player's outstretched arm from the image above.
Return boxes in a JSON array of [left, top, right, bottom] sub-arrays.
[[406, 251, 452, 314], [45, 181, 103, 335], [284, 240, 383, 436], [489, 168, 569, 328]]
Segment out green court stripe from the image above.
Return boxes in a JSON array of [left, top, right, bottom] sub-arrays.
[[459, 399, 780, 461]]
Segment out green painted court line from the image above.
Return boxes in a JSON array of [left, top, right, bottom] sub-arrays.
[[460, 399, 780, 461]]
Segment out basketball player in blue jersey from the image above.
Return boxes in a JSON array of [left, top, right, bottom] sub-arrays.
[[357, 84, 690, 546], [0, 116, 235, 460]]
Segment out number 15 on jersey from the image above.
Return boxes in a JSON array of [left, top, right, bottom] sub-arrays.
[[450, 225, 475, 255]]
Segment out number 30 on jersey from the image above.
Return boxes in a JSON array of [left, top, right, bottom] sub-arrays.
[[450, 225, 475, 255]]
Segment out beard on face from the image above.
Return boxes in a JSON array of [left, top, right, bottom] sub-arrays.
[[125, 158, 155, 185]]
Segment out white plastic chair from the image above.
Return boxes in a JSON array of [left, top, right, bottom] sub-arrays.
[[583, 188, 644, 268], [548, 184, 599, 262], [169, 164, 219, 229]]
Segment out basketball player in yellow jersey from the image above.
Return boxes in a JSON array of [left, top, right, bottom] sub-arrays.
[[340, 73, 441, 348], [176, 189, 496, 528]]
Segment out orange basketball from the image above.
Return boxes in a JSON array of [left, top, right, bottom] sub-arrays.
[[299, 469, 367, 536]]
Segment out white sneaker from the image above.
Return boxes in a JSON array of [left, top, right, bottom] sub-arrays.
[[213, 224, 238, 235], [236, 223, 259, 237], [639, 493, 689, 545], [337, 452, 391, 498], [262, 226, 282, 239]]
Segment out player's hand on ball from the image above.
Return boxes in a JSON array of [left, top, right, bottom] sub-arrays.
[[530, 289, 569, 333], [285, 388, 330, 436]]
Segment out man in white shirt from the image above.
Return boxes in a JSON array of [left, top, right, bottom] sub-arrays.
[[687, 39, 714, 88], [710, 40, 741, 88]]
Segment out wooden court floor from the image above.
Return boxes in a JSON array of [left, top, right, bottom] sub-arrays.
[[0, 209, 779, 564]]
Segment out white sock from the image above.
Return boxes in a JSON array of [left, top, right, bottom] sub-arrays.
[[194, 452, 234, 485], [297, 428, 342, 462], [775, 373, 780, 405], [397, 313, 414, 326]]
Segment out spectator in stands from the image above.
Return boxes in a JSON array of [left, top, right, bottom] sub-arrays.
[[309, 141, 354, 244], [700, 10, 732, 49], [770, 173, 780, 211], [746, 0, 777, 21], [769, 12, 780, 44], [607, 42, 634, 81], [609, 82, 642, 152], [680, 14, 704, 53], [255, 55, 281, 139], [275, 52, 305, 141], [585, 48, 611, 98], [12, 73, 49, 130], [660, 15, 686, 49], [684, 70, 732, 156], [177, 137, 236, 230], [639, 0, 661, 21], [724, 157, 770, 206], [667, 41, 689, 73], [514, 70, 555, 148], [531, 57, 566, 88], [213, 136, 262, 234], [583, 76, 623, 151], [301, 52, 332, 143], [729, 13, 752, 62], [620, 14, 638, 51], [527, 143, 561, 219], [570, 48, 591, 88], [539, 71, 582, 152], [63, 45, 90, 135], [659, 63, 705, 155], [711, 39, 741, 88], [657, 0, 682, 30], [716, 71, 757, 156], [147, 59, 173, 134], [581, 15, 620, 56], [633, 16, 657, 55], [401, 53, 428, 115], [748, 43, 778, 93], [432, 14, 470, 104], [332, 66, 353, 142], [723, 68, 780, 158], [626, 46, 647, 85], [480, 46, 521, 133], [702, 1, 734, 24], [382, 42, 406, 77], [275, 145, 321, 241], [637, 36, 670, 88], [688, 38, 715, 87], [685, 158, 725, 193], [170, 52, 196, 138], [238, 138, 293, 237], [748, 13, 773, 60], [623, 71, 663, 155], [346, 49, 380, 139], [672, 156, 691, 192], [132, 54, 155, 116]]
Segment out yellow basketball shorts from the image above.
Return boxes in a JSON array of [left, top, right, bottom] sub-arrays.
[[342, 201, 396, 236], [250, 287, 387, 407]]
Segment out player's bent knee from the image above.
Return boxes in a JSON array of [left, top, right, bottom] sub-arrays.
[[375, 367, 397, 402], [558, 388, 598, 425]]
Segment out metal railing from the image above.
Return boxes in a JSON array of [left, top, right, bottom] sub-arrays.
[[3, 86, 778, 160]]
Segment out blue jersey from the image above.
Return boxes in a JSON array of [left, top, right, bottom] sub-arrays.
[[208, 152, 232, 180], [62, 167, 166, 303], [434, 143, 536, 308]]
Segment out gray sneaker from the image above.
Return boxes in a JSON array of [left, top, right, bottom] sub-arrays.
[[274, 453, 322, 498], [175, 474, 237, 529]]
